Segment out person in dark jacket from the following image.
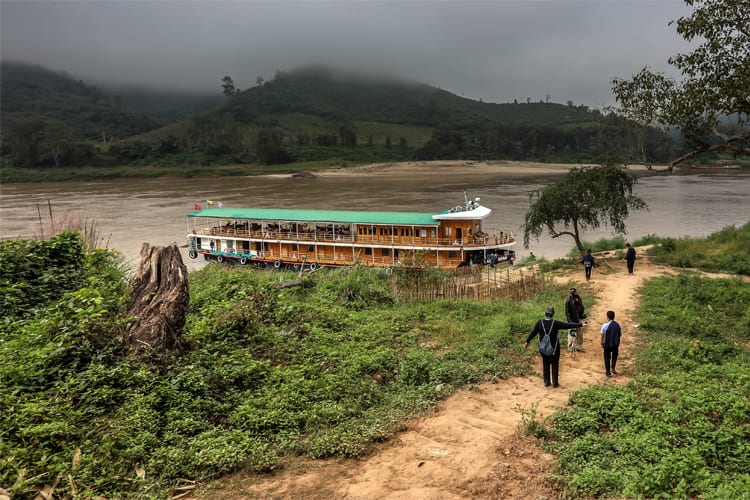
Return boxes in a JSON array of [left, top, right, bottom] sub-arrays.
[[580, 249, 597, 281], [625, 243, 636, 274], [565, 287, 586, 352], [525, 306, 584, 388], [600, 310, 622, 377]]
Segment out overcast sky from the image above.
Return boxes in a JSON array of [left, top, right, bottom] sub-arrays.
[[1, 0, 693, 108]]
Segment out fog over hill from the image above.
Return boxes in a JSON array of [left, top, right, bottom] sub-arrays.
[[1, 0, 693, 108]]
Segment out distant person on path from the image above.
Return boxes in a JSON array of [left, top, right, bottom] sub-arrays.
[[600, 310, 622, 377], [625, 243, 636, 274], [524, 306, 584, 388], [565, 287, 586, 351], [580, 249, 597, 281]]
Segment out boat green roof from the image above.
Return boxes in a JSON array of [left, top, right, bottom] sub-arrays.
[[188, 207, 439, 226]]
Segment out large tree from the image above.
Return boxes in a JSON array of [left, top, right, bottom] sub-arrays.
[[522, 164, 648, 255], [611, 0, 749, 169]]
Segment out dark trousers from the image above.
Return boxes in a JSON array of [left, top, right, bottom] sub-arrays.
[[627, 260, 635, 274], [584, 265, 592, 280], [603, 346, 619, 374], [541, 350, 561, 386]]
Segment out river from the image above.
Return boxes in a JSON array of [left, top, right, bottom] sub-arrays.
[[1, 165, 749, 271]]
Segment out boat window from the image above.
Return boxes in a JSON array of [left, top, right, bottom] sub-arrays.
[[292, 244, 298, 251], [449, 251, 458, 259], [420, 229, 427, 238], [382, 249, 390, 257], [430, 230, 436, 237], [365, 248, 372, 256], [308, 245, 314, 252], [445, 227, 452, 236]]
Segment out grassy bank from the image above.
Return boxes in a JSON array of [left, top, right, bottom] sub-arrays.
[[0, 234, 556, 498], [3, 227, 749, 498]]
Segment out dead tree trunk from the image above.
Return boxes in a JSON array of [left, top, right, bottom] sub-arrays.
[[125, 243, 189, 353]]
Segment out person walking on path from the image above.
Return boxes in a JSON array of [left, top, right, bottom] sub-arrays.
[[600, 310, 622, 377], [580, 249, 597, 281], [625, 243, 636, 274], [565, 287, 586, 352], [524, 306, 584, 388]]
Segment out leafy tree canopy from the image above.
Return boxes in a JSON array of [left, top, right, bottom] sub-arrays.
[[611, 0, 750, 167], [522, 164, 648, 254]]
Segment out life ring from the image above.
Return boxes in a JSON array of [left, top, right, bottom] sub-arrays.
[[239, 256, 248, 265], [274, 260, 281, 269], [188, 250, 198, 259], [309, 262, 318, 271], [385, 267, 393, 275], [217, 255, 224, 263]]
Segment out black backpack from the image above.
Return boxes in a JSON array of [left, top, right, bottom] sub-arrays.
[[539, 320, 555, 356]]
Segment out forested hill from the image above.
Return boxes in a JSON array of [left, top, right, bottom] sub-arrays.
[[125, 66, 678, 168], [0, 61, 161, 142], [1, 62, 681, 173], [222, 66, 599, 128]]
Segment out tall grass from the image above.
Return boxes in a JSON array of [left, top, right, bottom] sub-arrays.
[[648, 221, 750, 275]]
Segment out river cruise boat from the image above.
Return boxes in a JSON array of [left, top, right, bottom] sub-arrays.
[[186, 195, 515, 270]]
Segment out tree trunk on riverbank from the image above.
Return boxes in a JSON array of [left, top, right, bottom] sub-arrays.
[[125, 243, 189, 353]]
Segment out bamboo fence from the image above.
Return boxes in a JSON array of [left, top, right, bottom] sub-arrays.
[[395, 265, 544, 303]]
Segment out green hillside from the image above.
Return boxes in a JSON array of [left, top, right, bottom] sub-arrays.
[[1, 62, 681, 177], [0, 61, 163, 168], [1, 61, 160, 141], [119, 66, 678, 169], [222, 66, 599, 128]]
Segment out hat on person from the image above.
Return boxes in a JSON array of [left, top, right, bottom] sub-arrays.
[[569, 287, 576, 294], [544, 306, 555, 317]]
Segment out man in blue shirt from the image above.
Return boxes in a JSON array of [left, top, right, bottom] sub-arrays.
[[600, 310, 622, 377]]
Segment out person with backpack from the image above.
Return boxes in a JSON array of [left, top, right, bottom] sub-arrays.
[[600, 310, 622, 377], [580, 249, 597, 281], [524, 306, 584, 388], [565, 287, 586, 352]]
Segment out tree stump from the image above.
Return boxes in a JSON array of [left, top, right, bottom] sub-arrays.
[[125, 243, 189, 353]]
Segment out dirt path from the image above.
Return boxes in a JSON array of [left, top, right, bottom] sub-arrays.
[[202, 251, 671, 499]]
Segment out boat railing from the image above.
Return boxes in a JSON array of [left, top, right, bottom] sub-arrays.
[[264, 251, 401, 267], [193, 226, 515, 247]]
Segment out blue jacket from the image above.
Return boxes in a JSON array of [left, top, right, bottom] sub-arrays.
[[601, 320, 622, 348]]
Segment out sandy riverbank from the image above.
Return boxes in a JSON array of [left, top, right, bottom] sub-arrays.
[[310, 160, 659, 178]]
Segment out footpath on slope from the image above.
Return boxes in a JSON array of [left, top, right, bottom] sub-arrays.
[[201, 250, 670, 500]]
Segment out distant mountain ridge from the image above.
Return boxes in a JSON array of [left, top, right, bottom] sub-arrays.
[[1, 61, 161, 141], [1, 61, 679, 172], [220, 65, 600, 128]]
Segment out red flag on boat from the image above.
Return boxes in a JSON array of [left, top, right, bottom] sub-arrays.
[[194, 203, 201, 210]]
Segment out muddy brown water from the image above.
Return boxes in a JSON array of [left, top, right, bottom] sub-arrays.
[[1, 168, 749, 270]]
